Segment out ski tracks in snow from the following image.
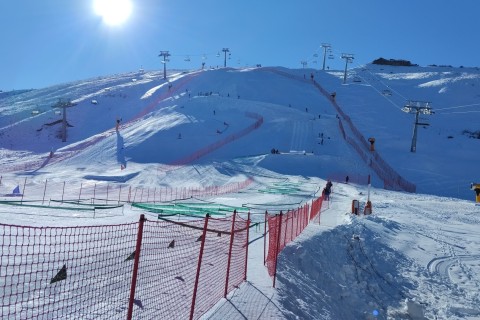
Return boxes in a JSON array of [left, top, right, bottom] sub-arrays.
[[289, 120, 312, 153]]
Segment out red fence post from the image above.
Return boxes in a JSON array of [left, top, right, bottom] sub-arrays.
[[224, 211, 237, 297], [244, 210, 251, 281], [190, 214, 210, 320], [127, 214, 146, 320], [290, 211, 294, 241], [273, 211, 283, 288], [282, 211, 288, 248], [263, 211, 267, 265]]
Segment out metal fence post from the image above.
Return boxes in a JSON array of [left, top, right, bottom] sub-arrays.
[[190, 214, 210, 320], [127, 214, 146, 320], [224, 211, 237, 297], [244, 211, 251, 281], [273, 211, 283, 288]]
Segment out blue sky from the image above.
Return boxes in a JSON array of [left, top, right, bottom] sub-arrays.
[[1, 0, 478, 90]]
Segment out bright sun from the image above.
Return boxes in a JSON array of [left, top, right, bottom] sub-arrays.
[[93, 0, 132, 26]]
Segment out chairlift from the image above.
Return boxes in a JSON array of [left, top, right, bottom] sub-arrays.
[[313, 53, 318, 58], [216, 52, 220, 58], [184, 56, 191, 62], [202, 54, 207, 60], [31, 110, 39, 115], [328, 54, 334, 59], [382, 89, 392, 96], [353, 77, 361, 83], [55, 110, 61, 115]]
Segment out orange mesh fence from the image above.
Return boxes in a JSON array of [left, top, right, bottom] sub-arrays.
[[263, 68, 416, 193], [191, 214, 249, 319], [310, 195, 324, 221], [170, 113, 263, 167], [0, 213, 249, 320], [265, 197, 323, 287], [0, 222, 138, 319], [0, 178, 254, 205]]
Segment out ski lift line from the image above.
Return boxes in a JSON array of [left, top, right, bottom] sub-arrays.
[[169, 52, 223, 58], [434, 102, 480, 111], [352, 72, 403, 111], [352, 62, 413, 109], [358, 64, 409, 101], [436, 110, 480, 115]]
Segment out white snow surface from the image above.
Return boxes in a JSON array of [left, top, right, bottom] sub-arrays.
[[0, 65, 479, 319]]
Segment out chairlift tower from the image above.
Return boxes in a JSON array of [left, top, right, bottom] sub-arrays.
[[341, 53, 354, 84], [222, 48, 230, 67], [52, 99, 76, 142], [158, 51, 171, 80], [321, 43, 331, 71], [401, 101, 434, 152]]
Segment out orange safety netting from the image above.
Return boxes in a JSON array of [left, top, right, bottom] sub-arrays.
[[0, 212, 249, 320]]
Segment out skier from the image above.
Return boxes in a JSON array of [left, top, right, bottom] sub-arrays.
[[324, 180, 333, 200]]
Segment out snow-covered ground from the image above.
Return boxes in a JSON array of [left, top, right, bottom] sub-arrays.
[[0, 65, 479, 319]]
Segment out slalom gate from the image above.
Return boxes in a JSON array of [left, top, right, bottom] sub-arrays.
[[0, 213, 250, 320]]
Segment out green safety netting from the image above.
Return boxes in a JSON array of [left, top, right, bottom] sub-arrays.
[[0, 200, 123, 211], [257, 182, 303, 195], [132, 202, 249, 217]]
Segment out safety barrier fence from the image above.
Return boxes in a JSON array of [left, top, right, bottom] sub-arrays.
[[311, 81, 416, 193], [1, 73, 198, 175], [264, 194, 324, 287], [170, 112, 264, 167], [261, 68, 415, 192], [0, 212, 250, 320], [0, 176, 254, 206]]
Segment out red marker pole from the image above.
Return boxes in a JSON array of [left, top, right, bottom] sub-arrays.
[[364, 175, 372, 215]]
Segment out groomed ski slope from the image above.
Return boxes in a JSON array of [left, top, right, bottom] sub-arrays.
[[0, 66, 479, 319]]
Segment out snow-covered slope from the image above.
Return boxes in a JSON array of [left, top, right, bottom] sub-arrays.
[[0, 66, 479, 319]]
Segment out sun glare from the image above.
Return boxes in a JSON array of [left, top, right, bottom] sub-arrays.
[[93, 0, 132, 26]]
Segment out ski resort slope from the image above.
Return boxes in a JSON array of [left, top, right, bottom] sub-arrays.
[[0, 65, 479, 319]]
